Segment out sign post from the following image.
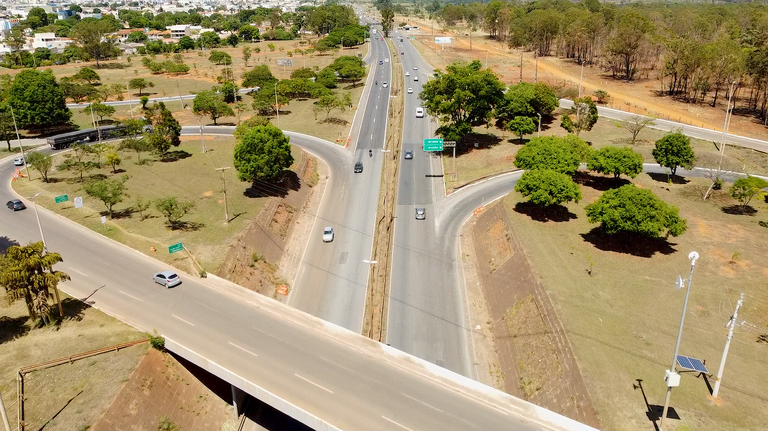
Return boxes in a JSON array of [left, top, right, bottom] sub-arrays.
[[423, 138, 444, 152]]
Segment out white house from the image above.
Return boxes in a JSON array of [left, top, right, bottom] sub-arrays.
[[169, 25, 190, 39], [32, 32, 72, 52]]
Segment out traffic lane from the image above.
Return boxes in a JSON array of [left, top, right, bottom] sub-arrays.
[[387, 202, 472, 376]]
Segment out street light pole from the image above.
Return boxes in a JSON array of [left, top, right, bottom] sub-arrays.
[[8, 106, 31, 180], [660, 251, 700, 430], [215, 167, 231, 223], [28, 192, 48, 252], [275, 84, 280, 128], [126, 81, 134, 120], [717, 81, 738, 172], [578, 61, 585, 98], [197, 116, 206, 153]]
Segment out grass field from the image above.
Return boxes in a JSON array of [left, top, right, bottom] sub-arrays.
[[0, 293, 147, 431], [499, 172, 768, 430], [11, 136, 312, 273], [442, 113, 768, 192]]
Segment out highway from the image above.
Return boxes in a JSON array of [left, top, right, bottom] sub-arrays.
[[287, 34, 392, 332], [0, 134, 594, 431], [387, 33, 474, 377]]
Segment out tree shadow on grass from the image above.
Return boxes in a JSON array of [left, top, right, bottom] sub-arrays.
[[169, 221, 205, 232], [243, 171, 301, 198], [61, 297, 90, 322], [581, 227, 677, 257], [573, 172, 631, 191], [514, 202, 577, 222], [722, 205, 757, 216], [160, 150, 192, 162], [449, 132, 504, 156], [0, 315, 31, 344], [647, 172, 690, 185]]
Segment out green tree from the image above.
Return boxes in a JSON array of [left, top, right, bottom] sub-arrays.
[[226, 34, 240, 47], [313, 93, 345, 120], [513, 136, 581, 175], [126, 31, 148, 43], [420, 60, 505, 142], [25, 152, 53, 183], [234, 124, 294, 182], [73, 67, 101, 84], [155, 196, 195, 229], [208, 50, 233, 65], [25, 7, 50, 29], [328, 55, 366, 84], [84, 175, 129, 218], [0, 108, 15, 152], [729, 176, 768, 211], [516, 169, 582, 208], [380, 8, 395, 37], [197, 31, 221, 49], [291, 67, 316, 80], [178, 35, 195, 51], [242, 46, 252, 66], [495, 82, 558, 123], [315, 67, 338, 88], [587, 147, 644, 179], [105, 151, 122, 173], [193, 90, 234, 125], [560, 97, 598, 136], [84, 102, 116, 124], [129, 78, 154, 96], [652, 132, 695, 177], [0, 242, 70, 324], [70, 19, 120, 67], [506, 116, 536, 141], [8, 70, 71, 129], [586, 185, 687, 238], [118, 137, 152, 164], [57, 144, 97, 182], [242, 65, 277, 88]]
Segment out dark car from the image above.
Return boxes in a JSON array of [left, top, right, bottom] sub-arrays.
[[354, 162, 363, 173], [6, 199, 26, 211], [404, 150, 413, 159]]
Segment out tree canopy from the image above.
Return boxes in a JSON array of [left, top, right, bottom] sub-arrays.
[[513, 136, 582, 175], [585, 185, 687, 238], [84, 175, 130, 218], [729, 176, 768, 211], [561, 97, 599, 136], [193, 90, 234, 125], [242, 65, 277, 88], [420, 60, 505, 142], [495, 82, 558, 124], [7, 70, 71, 129], [587, 146, 644, 179], [515, 169, 582, 207], [233, 124, 294, 182], [652, 132, 695, 177]]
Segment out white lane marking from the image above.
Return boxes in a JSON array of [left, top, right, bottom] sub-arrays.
[[381, 416, 415, 431], [193, 300, 217, 312], [294, 374, 333, 393], [401, 393, 444, 413], [68, 267, 89, 277], [373, 118, 376, 123], [228, 341, 258, 358], [118, 290, 143, 302], [171, 314, 195, 326], [376, 105, 378, 109]]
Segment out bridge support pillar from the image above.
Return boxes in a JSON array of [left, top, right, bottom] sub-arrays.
[[231, 384, 248, 417]]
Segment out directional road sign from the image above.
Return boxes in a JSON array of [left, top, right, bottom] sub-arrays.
[[423, 138, 443, 151], [54, 195, 68, 204], [169, 242, 184, 254]]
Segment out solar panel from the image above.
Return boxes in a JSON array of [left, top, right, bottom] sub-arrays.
[[677, 355, 709, 373]]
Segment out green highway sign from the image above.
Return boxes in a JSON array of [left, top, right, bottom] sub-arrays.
[[423, 138, 444, 152], [54, 195, 68, 204], [168, 242, 184, 254]]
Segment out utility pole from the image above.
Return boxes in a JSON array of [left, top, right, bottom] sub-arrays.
[[89, 103, 103, 144], [215, 167, 232, 223], [275, 84, 280, 128], [176, 82, 186, 109], [660, 251, 700, 430], [717, 81, 738, 173], [519, 49, 523, 84], [712, 293, 743, 398], [8, 106, 31, 180], [28, 192, 47, 252], [578, 61, 585, 98], [197, 116, 206, 153], [126, 81, 134, 120], [534, 51, 538, 83], [0, 388, 11, 431]]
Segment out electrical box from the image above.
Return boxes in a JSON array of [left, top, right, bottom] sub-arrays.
[[665, 370, 681, 388]]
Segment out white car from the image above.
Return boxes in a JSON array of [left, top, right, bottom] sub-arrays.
[[413, 66, 418, 70], [385, 58, 389, 62], [413, 76, 419, 81], [405, 72, 410, 77], [322, 227, 334, 242], [153, 270, 181, 288], [416, 107, 424, 118], [383, 82, 389, 88], [13, 157, 24, 166], [407, 88, 413, 94]]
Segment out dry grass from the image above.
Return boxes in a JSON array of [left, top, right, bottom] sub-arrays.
[[501, 173, 768, 431], [0, 294, 147, 431], [442, 115, 768, 192], [11, 136, 315, 272]]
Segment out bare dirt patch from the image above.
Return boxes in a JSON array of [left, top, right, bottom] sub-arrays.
[[482, 219, 513, 272]]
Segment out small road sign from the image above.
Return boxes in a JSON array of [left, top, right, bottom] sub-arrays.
[[54, 195, 68, 204], [74, 196, 83, 208], [169, 242, 184, 254], [277, 58, 293, 66], [423, 138, 444, 151], [443, 140, 457, 148]]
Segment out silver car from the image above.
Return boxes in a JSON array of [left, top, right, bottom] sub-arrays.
[[415, 207, 426, 220], [153, 270, 181, 288]]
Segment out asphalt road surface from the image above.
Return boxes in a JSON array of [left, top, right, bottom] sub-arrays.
[[287, 34, 392, 332], [66, 87, 261, 109]]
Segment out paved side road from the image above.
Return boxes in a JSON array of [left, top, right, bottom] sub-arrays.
[[66, 87, 261, 109]]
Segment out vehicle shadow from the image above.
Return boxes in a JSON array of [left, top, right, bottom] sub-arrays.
[[580, 228, 677, 257]]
